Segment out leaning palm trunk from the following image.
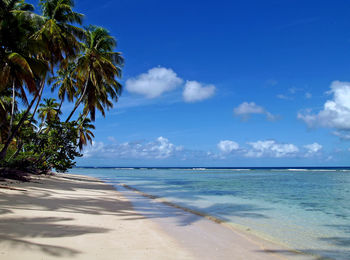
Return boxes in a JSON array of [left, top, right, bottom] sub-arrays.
[[0, 83, 44, 161], [65, 74, 89, 122], [55, 98, 64, 121], [33, 150, 46, 166], [77, 112, 89, 128], [8, 82, 16, 138], [29, 80, 45, 122], [11, 142, 23, 160]]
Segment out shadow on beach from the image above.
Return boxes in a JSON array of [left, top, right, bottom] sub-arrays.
[[0, 175, 146, 257]]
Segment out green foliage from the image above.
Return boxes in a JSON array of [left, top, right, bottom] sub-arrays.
[[34, 121, 82, 172], [0, 0, 123, 173]]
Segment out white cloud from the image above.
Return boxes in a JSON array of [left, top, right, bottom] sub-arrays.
[[125, 67, 183, 98], [233, 102, 277, 121], [217, 140, 239, 153], [83, 137, 182, 159], [289, 87, 298, 94], [245, 140, 299, 158], [147, 136, 178, 159], [183, 80, 216, 102], [305, 92, 312, 99], [304, 142, 322, 153], [83, 141, 107, 158], [277, 94, 292, 100], [333, 131, 350, 140], [304, 142, 322, 157], [298, 81, 350, 130], [82, 138, 328, 163]]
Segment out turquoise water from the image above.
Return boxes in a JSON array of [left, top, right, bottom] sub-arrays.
[[69, 167, 350, 259]]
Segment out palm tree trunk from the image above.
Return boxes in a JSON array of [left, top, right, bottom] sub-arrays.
[[30, 80, 45, 122], [12, 142, 23, 159], [8, 81, 15, 138], [0, 82, 44, 161], [33, 151, 46, 166], [65, 74, 89, 122], [55, 98, 64, 121], [78, 112, 89, 127]]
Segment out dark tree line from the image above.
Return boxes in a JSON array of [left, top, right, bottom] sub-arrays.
[[0, 0, 123, 172]]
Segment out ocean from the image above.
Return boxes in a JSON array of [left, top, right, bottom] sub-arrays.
[[68, 167, 350, 259]]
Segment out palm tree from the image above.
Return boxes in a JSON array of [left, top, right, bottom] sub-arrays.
[[9, 111, 38, 160], [30, 0, 84, 120], [48, 62, 77, 118], [77, 115, 95, 151], [0, 0, 39, 131], [0, 0, 83, 160], [34, 0, 84, 67], [0, 0, 49, 160], [38, 98, 61, 124], [66, 25, 123, 122], [0, 89, 16, 143]]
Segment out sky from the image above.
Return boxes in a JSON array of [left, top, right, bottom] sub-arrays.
[[30, 0, 350, 167]]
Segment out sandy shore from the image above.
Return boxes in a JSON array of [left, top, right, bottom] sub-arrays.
[[0, 173, 313, 259]]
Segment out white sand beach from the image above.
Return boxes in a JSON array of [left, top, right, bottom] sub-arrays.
[[0, 173, 313, 260]]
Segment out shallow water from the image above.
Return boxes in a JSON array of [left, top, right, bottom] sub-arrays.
[[69, 167, 350, 259]]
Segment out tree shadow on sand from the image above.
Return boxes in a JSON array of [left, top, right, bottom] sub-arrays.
[[0, 217, 109, 257], [0, 178, 149, 257]]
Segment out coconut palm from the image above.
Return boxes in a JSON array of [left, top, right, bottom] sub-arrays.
[[9, 111, 38, 159], [77, 115, 95, 151], [66, 25, 123, 122], [0, 0, 84, 160], [0, 0, 39, 125], [34, 0, 84, 67], [0, 90, 16, 143], [0, 0, 49, 160], [38, 98, 61, 124], [29, 0, 84, 120], [48, 62, 77, 118]]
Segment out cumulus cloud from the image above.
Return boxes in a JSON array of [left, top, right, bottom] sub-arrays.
[[233, 102, 277, 121], [245, 140, 299, 158], [125, 67, 183, 98], [82, 137, 327, 163], [83, 136, 183, 159], [217, 140, 239, 153], [304, 142, 322, 157], [298, 81, 350, 130], [183, 80, 216, 102]]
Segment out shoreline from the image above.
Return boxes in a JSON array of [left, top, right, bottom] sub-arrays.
[[117, 182, 317, 260], [119, 183, 306, 256], [0, 172, 315, 259]]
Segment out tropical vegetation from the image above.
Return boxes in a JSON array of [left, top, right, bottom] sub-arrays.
[[0, 0, 123, 174]]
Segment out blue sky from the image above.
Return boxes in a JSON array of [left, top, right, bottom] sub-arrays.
[[31, 0, 350, 166]]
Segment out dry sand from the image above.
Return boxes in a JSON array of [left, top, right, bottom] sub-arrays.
[[0, 173, 314, 260]]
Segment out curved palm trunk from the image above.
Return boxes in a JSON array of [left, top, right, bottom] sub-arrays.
[[65, 76, 89, 122], [78, 112, 89, 127], [8, 81, 15, 138], [0, 82, 44, 161], [30, 80, 45, 122], [55, 97, 64, 121]]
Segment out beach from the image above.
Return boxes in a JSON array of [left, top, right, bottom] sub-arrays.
[[0, 172, 311, 260]]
